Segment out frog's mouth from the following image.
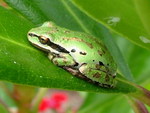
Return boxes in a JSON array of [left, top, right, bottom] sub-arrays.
[[28, 33, 69, 54]]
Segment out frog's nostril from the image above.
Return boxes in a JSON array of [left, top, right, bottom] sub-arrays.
[[28, 33, 33, 37]]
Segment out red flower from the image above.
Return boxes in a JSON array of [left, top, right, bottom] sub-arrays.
[[39, 97, 51, 111], [39, 92, 68, 113]]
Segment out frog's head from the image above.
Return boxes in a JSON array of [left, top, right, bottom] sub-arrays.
[[27, 22, 53, 52], [27, 21, 69, 53]]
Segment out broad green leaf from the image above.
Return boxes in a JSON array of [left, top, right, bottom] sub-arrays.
[[1, 0, 150, 107], [115, 37, 150, 85], [80, 93, 150, 113], [0, 0, 149, 104], [4, 0, 133, 82], [72, 0, 150, 50], [79, 94, 131, 113], [133, 0, 150, 34], [0, 6, 138, 94]]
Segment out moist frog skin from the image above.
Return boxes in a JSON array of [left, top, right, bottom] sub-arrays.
[[27, 21, 117, 88]]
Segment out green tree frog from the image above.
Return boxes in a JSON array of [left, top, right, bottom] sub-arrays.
[[27, 22, 117, 88]]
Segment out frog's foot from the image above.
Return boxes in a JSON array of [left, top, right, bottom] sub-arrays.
[[48, 53, 78, 67], [79, 63, 116, 88]]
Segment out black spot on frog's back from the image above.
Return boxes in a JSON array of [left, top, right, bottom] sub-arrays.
[[71, 49, 76, 52], [79, 51, 87, 55]]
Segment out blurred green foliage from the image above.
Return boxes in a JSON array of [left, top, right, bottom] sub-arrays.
[[0, 0, 150, 113]]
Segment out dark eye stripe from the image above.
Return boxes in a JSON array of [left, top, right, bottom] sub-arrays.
[[46, 39, 69, 53], [29, 33, 69, 53], [71, 49, 76, 52], [28, 33, 40, 38], [79, 51, 87, 55]]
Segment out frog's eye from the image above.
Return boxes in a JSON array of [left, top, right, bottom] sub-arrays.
[[39, 36, 49, 44]]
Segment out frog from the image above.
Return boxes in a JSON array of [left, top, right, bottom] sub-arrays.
[[27, 21, 117, 88]]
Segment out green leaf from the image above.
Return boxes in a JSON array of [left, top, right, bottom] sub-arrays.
[[0, 6, 136, 94], [115, 36, 150, 84], [72, 0, 150, 50], [1, 0, 150, 106], [3, 0, 133, 82], [133, 0, 150, 34], [79, 94, 131, 113]]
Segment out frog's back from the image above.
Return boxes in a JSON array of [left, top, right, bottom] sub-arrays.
[[49, 26, 115, 70]]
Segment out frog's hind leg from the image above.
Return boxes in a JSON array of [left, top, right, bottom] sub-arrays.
[[79, 63, 116, 88], [62, 67, 87, 79], [48, 53, 77, 67]]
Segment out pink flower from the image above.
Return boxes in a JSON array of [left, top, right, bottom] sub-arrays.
[[39, 92, 68, 113]]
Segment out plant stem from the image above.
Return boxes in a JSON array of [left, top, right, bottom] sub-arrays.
[[130, 85, 150, 106], [127, 96, 149, 113], [117, 78, 150, 106], [0, 82, 13, 98], [0, 98, 10, 112]]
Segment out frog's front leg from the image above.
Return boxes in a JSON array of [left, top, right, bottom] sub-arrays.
[[79, 63, 116, 88], [48, 53, 77, 67]]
